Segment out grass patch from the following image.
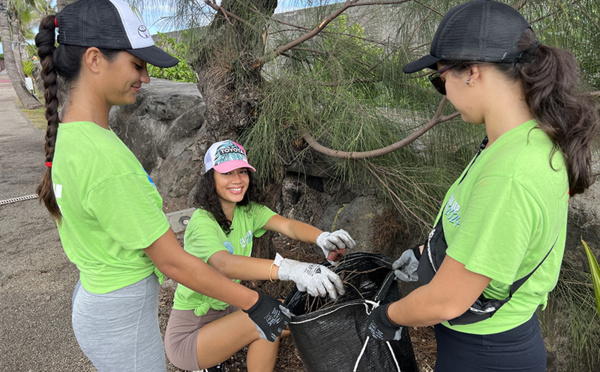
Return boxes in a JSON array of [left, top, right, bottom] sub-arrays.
[[540, 261, 600, 371], [20, 107, 47, 131]]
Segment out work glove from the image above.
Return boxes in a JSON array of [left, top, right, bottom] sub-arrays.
[[366, 303, 403, 341], [316, 229, 356, 264], [277, 253, 345, 301], [392, 248, 420, 282], [243, 291, 292, 342]]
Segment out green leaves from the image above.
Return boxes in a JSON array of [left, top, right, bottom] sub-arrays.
[[22, 60, 33, 76], [581, 238, 600, 319], [147, 32, 197, 83]]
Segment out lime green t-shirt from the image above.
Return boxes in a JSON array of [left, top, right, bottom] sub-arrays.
[[439, 120, 569, 335], [173, 202, 276, 315], [52, 121, 170, 294]]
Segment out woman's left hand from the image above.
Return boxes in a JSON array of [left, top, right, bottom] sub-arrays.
[[278, 259, 345, 300], [316, 229, 356, 263]]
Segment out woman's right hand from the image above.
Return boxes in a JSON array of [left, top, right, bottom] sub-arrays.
[[278, 258, 345, 300], [243, 291, 292, 342]]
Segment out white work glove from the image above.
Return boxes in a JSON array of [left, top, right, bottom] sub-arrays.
[[316, 229, 356, 264], [392, 249, 419, 282], [276, 254, 345, 301]]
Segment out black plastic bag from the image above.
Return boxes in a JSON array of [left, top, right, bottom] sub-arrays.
[[284, 252, 419, 372]]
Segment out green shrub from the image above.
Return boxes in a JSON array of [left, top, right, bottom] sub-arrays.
[[22, 60, 34, 77], [147, 33, 197, 83]]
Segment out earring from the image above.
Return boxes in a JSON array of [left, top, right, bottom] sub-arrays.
[[466, 79, 471, 85]]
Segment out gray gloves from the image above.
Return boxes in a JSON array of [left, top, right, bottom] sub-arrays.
[[393, 249, 419, 282], [316, 229, 356, 264], [277, 253, 345, 300]]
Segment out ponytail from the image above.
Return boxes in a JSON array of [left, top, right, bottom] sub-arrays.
[[35, 15, 62, 221], [501, 29, 600, 196]]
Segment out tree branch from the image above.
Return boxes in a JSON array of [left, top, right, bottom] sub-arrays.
[[512, 0, 528, 11], [252, 0, 410, 69], [204, 0, 260, 33], [411, 0, 444, 16], [301, 97, 459, 159]]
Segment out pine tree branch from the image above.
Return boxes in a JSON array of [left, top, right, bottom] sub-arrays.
[[252, 0, 410, 69], [301, 97, 459, 159]]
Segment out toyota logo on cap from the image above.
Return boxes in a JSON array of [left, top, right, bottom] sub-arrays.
[[138, 25, 150, 38]]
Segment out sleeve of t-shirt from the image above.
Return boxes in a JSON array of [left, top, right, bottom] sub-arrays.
[[85, 173, 169, 250], [446, 175, 541, 285], [250, 203, 277, 238], [183, 210, 230, 262]]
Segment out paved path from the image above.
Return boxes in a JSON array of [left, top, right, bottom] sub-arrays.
[[0, 70, 94, 371]]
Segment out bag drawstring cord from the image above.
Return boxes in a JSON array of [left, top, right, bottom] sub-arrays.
[[355, 301, 402, 372]]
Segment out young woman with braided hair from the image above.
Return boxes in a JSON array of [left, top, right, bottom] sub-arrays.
[[34, 1, 290, 371], [366, 1, 600, 371], [164, 140, 356, 371]]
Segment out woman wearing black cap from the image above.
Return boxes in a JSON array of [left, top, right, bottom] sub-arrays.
[[34, 1, 290, 371], [366, 1, 599, 371]]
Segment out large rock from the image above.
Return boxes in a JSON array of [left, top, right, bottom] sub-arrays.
[[109, 78, 206, 199], [566, 180, 600, 271]]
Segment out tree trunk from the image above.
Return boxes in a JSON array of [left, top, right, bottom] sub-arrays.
[[0, 2, 42, 109], [193, 0, 276, 140], [190, 0, 278, 258], [10, 16, 25, 79]]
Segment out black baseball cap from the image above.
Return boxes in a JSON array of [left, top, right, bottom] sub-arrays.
[[56, 0, 179, 68], [403, 0, 532, 73]]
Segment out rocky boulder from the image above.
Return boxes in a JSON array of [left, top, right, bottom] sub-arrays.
[[109, 78, 206, 199], [566, 180, 600, 271]]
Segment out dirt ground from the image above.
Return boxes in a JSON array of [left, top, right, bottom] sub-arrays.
[[160, 198, 438, 372]]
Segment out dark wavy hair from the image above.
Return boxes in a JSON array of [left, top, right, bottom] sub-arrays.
[[35, 15, 119, 222], [443, 29, 600, 196], [193, 169, 262, 234]]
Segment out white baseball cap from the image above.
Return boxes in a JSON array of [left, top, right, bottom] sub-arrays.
[[204, 140, 257, 173]]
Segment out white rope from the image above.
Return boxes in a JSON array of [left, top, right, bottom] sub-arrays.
[[351, 300, 402, 372], [290, 301, 368, 325], [353, 336, 371, 372], [386, 340, 402, 371], [0, 194, 38, 205]]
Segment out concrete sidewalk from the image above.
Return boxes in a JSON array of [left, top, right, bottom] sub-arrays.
[[0, 70, 94, 371]]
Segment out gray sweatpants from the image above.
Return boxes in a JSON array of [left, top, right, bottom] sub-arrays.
[[71, 274, 166, 372]]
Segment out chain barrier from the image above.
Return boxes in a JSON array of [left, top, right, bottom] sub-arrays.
[[0, 194, 38, 206]]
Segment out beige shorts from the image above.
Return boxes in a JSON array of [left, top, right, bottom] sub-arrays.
[[164, 306, 237, 371]]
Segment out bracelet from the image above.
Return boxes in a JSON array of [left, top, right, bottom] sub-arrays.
[[269, 262, 276, 282]]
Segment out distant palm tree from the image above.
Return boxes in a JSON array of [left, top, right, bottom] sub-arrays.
[[0, 0, 42, 108]]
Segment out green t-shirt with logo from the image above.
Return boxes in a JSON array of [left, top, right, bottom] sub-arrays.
[[437, 120, 569, 334], [52, 121, 170, 294], [173, 202, 276, 315]]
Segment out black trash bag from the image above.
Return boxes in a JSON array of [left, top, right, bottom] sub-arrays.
[[284, 252, 419, 372]]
